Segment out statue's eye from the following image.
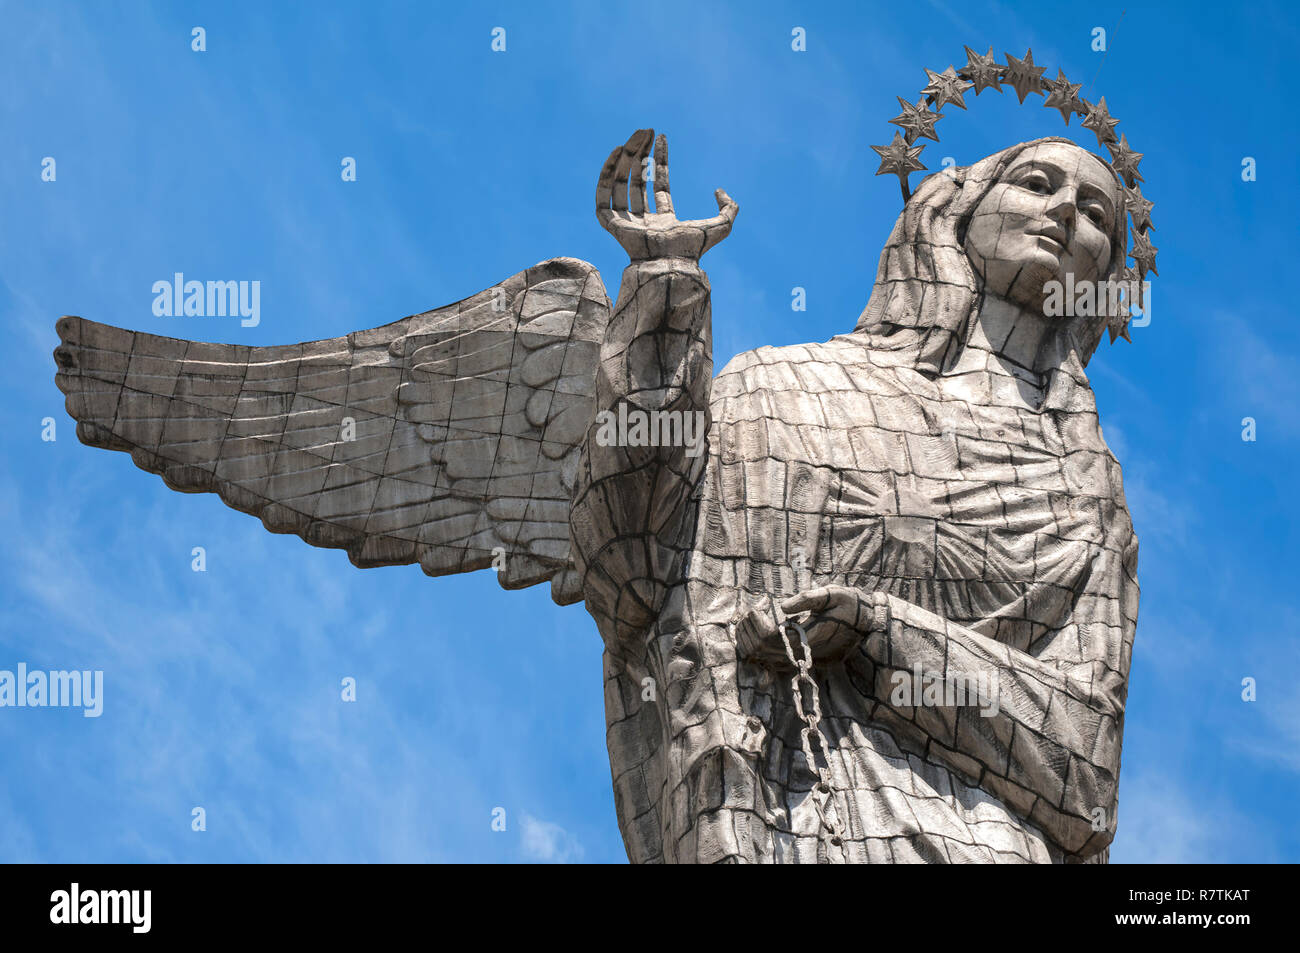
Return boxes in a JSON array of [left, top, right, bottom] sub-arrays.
[[1082, 204, 1108, 228], [1018, 173, 1052, 194]]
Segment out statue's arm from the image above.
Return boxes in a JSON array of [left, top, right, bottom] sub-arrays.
[[741, 535, 1137, 860], [570, 130, 737, 645]]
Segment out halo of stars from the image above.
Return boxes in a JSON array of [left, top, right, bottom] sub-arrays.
[[871, 46, 1155, 345]]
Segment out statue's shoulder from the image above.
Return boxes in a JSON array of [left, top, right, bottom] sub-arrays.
[[712, 335, 915, 408], [714, 337, 899, 400]]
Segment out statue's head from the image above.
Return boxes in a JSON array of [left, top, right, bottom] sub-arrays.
[[963, 140, 1123, 317], [853, 136, 1128, 375]]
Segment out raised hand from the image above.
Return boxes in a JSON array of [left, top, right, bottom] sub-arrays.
[[596, 129, 738, 261]]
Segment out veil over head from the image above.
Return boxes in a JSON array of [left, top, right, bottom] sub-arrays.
[[848, 136, 1129, 386]]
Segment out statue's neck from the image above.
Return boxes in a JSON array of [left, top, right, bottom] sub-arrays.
[[942, 294, 1058, 408]]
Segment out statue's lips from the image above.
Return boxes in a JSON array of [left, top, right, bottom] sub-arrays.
[[1025, 227, 1068, 254]]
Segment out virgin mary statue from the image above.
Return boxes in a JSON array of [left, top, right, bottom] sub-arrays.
[[53, 123, 1141, 865], [571, 131, 1138, 864]]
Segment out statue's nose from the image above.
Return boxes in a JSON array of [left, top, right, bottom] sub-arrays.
[[1045, 185, 1079, 229], [54, 345, 76, 370]]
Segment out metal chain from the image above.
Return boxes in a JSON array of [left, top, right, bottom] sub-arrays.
[[779, 620, 847, 864]]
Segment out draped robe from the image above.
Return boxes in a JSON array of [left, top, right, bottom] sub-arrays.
[[581, 323, 1137, 864]]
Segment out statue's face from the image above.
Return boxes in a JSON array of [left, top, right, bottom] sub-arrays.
[[963, 141, 1120, 315]]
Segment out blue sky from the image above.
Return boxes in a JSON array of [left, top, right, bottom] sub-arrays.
[[1, 0, 1296, 863]]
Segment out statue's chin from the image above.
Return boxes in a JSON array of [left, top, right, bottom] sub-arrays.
[[997, 263, 1060, 317]]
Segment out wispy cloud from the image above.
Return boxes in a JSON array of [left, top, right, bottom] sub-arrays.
[[1213, 310, 1300, 434], [1112, 771, 1274, 863], [520, 813, 585, 864], [1231, 633, 1300, 775]]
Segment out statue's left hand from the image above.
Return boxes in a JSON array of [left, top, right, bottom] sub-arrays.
[[596, 128, 738, 261], [736, 586, 891, 667]]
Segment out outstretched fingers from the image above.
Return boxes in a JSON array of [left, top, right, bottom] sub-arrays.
[[614, 129, 652, 213], [595, 142, 625, 209], [699, 188, 740, 254], [700, 188, 739, 228], [653, 133, 673, 215], [598, 129, 738, 260], [596, 129, 653, 213], [628, 131, 654, 215]]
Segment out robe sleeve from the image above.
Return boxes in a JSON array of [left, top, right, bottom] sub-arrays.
[[569, 258, 713, 650]]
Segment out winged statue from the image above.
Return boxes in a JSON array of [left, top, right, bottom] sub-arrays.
[[55, 71, 1147, 864]]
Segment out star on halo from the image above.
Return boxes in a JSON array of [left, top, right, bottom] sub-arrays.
[[1130, 227, 1159, 279], [1081, 96, 1121, 146], [1041, 69, 1083, 125], [1107, 296, 1132, 344], [922, 66, 974, 110], [958, 45, 1003, 94], [1121, 265, 1146, 310], [1002, 48, 1047, 104], [871, 131, 927, 189], [1124, 185, 1154, 231], [1107, 134, 1145, 186], [889, 96, 943, 144]]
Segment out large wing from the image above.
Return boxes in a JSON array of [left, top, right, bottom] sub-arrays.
[[53, 257, 609, 605]]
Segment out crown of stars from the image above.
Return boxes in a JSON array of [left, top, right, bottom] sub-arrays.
[[870, 46, 1156, 346]]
